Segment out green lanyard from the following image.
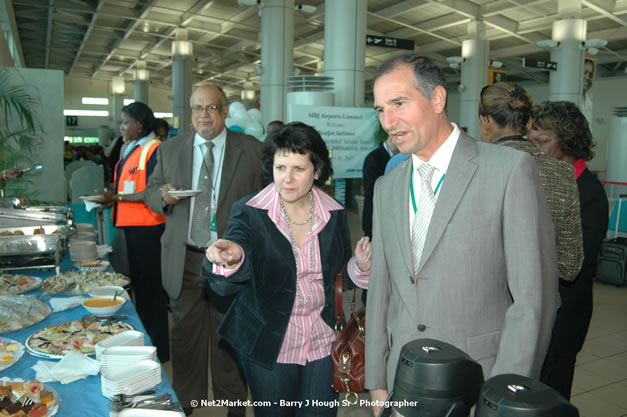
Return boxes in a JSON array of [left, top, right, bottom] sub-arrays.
[[410, 162, 445, 214]]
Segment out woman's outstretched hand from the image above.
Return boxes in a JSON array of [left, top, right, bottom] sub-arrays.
[[355, 236, 371, 272], [206, 239, 243, 268]]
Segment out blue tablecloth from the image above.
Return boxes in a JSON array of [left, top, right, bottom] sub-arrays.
[[0, 256, 177, 416]]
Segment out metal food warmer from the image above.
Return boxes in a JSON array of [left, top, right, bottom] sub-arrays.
[[0, 205, 75, 271]]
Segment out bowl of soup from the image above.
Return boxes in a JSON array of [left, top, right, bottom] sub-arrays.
[[82, 296, 125, 316]]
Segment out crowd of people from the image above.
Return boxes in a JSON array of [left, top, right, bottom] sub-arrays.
[[91, 53, 607, 417]]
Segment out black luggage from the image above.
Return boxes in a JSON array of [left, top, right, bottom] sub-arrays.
[[597, 194, 627, 286]]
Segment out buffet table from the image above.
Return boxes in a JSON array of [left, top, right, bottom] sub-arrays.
[[1, 256, 178, 416]]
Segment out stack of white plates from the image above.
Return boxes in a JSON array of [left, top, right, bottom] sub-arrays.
[[95, 330, 144, 360], [101, 360, 161, 399], [100, 346, 157, 374], [70, 240, 98, 261]]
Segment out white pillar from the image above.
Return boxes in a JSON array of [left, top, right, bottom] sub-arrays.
[[549, 19, 586, 105], [172, 30, 193, 134], [260, 0, 294, 128], [134, 80, 149, 104], [458, 22, 489, 141], [323, 0, 366, 107], [111, 77, 125, 137]]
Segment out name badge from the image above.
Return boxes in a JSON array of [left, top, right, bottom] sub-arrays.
[[209, 212, 217, 232]]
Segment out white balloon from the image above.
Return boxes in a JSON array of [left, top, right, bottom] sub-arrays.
[[225, 117, 235, 128], [245, 122, 263, 138], [229, 101, 247, 116], [231, 108, 251, 128], [247, 108, 262, 123]]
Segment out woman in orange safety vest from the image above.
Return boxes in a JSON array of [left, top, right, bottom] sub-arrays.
[[97, 101, 169, 363]]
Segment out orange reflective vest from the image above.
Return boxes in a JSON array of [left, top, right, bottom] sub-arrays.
[[113, 137, 165, 227]]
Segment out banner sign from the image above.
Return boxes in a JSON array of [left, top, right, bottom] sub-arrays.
[[288, 105, 379, 178]]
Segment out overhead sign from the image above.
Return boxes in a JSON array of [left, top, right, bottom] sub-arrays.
[[522, 57, 557, 71], [66, 116, 78, 126], [366, 35, 415, 50]]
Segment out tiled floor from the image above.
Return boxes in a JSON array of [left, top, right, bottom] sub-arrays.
[[163, 208, 627, 417]]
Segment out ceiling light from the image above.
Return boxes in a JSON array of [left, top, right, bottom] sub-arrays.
[[82, 97, 109, 105], [446, 56, 465, 64], [586, 47, 599, 56], [536, 39, 559, 48], [64, 110, 109, 117], [112, 76, 125, 95], [584, 39, 607, 48], [295, 4, 317, 13], [489, 60, 503, 69]]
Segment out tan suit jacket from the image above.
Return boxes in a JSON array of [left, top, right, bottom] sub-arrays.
[[144, 129, 263, 300], [365, 132, 559, 391]]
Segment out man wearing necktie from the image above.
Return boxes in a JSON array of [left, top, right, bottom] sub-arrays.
[[145, 85, 262, 416], [364, 55, 558, 417]]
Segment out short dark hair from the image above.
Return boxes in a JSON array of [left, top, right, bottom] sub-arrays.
[[154, 118, 170, 132], [373, 54, 448, 107], [267, 120, 284, 129], [121, 101, 155, 137], [261, 122, 333, 187], [531, 101, 595, 161], [479, 82, 533, 134]]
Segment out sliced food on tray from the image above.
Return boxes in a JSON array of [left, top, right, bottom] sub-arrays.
[[0, 377, 60, 417], [0, 274, 43, 295], [26, 320, 133, 358], [0, 337, 25, 371], [41, 271, 130, 294], [0, 295, 51, 334]]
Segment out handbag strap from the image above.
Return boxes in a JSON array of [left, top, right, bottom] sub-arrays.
[[334, 265, 345, 332]]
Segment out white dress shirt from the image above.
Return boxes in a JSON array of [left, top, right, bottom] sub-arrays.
[[409, 123, 461, 230]]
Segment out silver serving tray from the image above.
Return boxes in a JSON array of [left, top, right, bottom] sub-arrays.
[[25, 319, 134, 359], [0, 233, 61, 256], [0, 294, 51, 334], [0, 207, 68, 223]]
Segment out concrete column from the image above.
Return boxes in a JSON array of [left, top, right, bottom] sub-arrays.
[[111, 94, 124, 137], [458, 21, 489, 140], [172, 29, 193, 134], [323, 0, 366, 107], [134, 80, 148, 104], [260, 0, 294, 128], [549, 19, 586, 105]]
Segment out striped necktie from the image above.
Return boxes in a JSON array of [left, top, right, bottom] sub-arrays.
[[190, 141, 214, 247], [411, 163, 435, 274]]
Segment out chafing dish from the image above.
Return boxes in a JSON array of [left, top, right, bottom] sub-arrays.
[[0, 197, 23, 209], [0, 233, 61, 271]]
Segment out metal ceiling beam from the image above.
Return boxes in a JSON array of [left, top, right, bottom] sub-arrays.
[[69, 0, 104, 75], [584, 0, 627, 26]]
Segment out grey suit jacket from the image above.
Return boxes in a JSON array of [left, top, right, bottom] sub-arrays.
[[364, 132, 558, 391], [144, 129, 263, 300]]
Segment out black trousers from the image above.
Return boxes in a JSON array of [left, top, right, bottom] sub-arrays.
[[123, 224, 170, 362], [540, 279, 593, 399]]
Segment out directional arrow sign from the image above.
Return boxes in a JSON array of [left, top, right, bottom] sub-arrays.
[[366, 35, 414, 50], [522, 57, 557, 71]]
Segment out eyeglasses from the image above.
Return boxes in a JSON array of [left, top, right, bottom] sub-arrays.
[[191, 104, 223, 114]]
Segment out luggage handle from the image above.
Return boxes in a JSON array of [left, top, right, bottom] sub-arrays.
[[615, 195, 626, 240]]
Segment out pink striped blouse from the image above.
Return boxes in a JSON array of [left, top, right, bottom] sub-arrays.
[[213, 184, 368, 365]]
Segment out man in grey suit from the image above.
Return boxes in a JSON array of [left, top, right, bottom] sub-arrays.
[[145, 84, 263, 416], [365, 55, 558, 416]]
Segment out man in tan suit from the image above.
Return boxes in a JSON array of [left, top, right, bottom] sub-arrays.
[[145, 85, 263, 416], [364, 55, 558, 416]]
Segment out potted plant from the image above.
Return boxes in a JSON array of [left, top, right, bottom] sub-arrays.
[[0, 68, 42, 198]]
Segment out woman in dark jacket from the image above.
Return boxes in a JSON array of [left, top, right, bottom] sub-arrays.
[[529, 101, 609, 399], [202, 122, 371, 417]]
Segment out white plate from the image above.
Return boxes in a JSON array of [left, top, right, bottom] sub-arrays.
[[79, 195, 102, 202], [0, 337, 25, 371], [167, 189, 202, 197], [119, 410, 184, 416], [0, 377, 61, 416]]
